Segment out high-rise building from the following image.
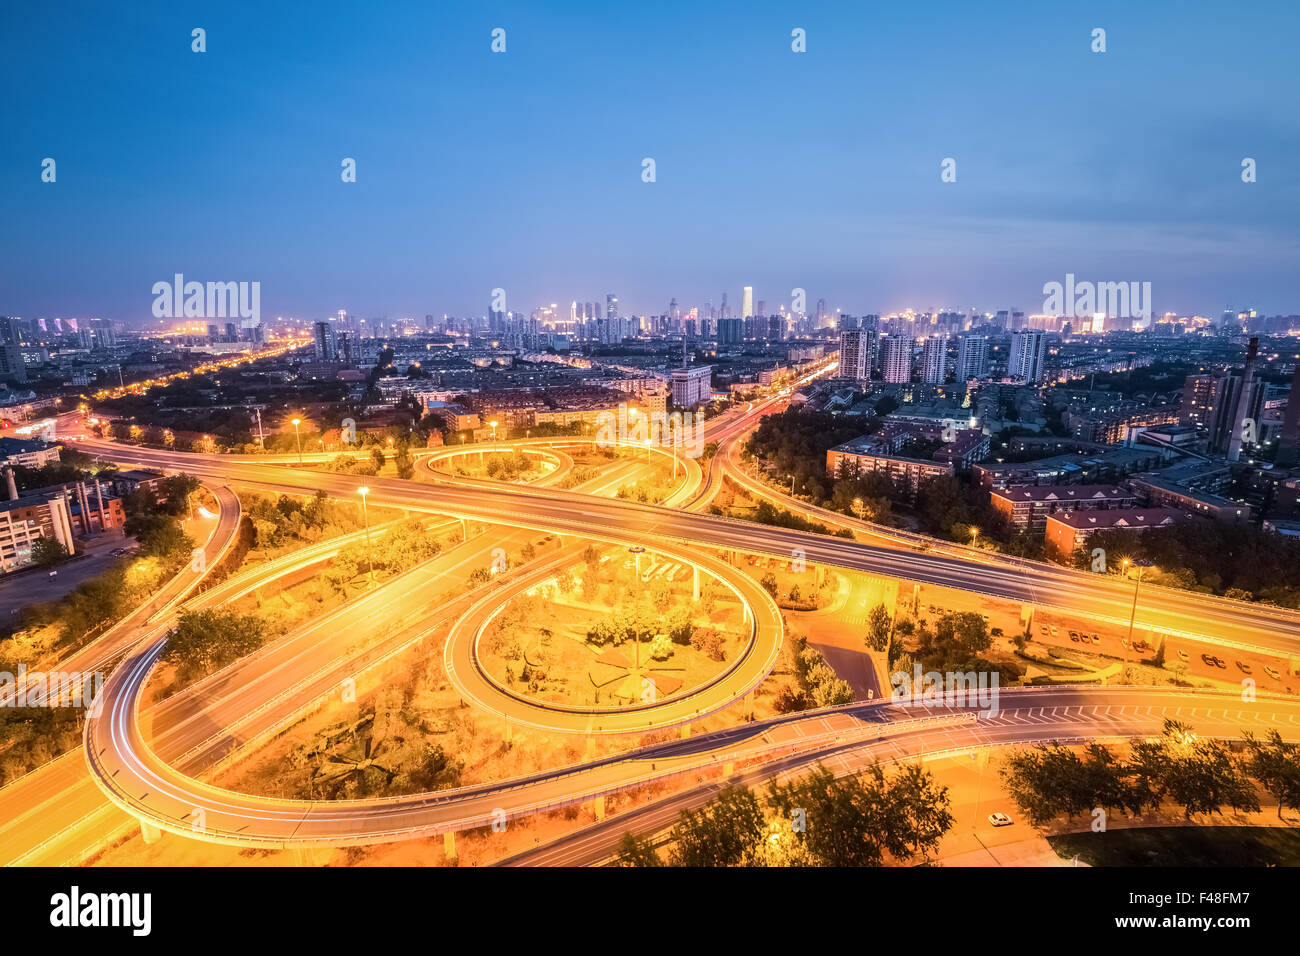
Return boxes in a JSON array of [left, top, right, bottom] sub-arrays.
[[742, 286, 754, 319], [881, 334, 912, 384], [920, 335, 948, 384], [838, 329, 868, 381], [956, 333, 988, 381], [671, 365, 712, 409], [606, 294, 618, 319], [1179, 374, 1216, 428], [1275, 365, 1300, 468], [0, 317, 27, 384], [1207, 371, 1266, 456], [313, 320, 339, 361], [717, 318, 743, 346], [1008, 331, 1047, 383]]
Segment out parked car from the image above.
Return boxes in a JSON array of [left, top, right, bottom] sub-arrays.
[[988, 812, 1014, 827], [1236, 661, 1252, 674], [1264, 665, 1282, 681], [1176, 648, 1189, 661]]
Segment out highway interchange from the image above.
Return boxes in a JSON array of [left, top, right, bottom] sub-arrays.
[[4, 393, 1298, 862]]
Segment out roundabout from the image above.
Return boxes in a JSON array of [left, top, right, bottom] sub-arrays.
[[444, 540, 784, 735]]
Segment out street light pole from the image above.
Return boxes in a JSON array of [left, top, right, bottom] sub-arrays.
[[358, 485, 372, 584], [1123, 558, 1151, 683], [291, 418, 302, 464], [628, 546, 646, 671]]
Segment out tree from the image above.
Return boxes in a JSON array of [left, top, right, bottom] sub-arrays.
[[866, 603, 892, 652], [766, 763, 952, 867], [760, 572, 778, 597], [1161, 735, 1260, 820], [650, 576, 673, 615], [613, 832, 663, 867], [30, 536, 69, 567], [393, 446, 415, 480], [668, 784, 766, 867], [649, 633, 673, 661], [1000, 742, 1129, 826], [163, 608, 266, 684], [1243, 730, 1300, 820]]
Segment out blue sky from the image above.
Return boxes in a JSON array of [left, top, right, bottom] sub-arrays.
[[2, 0, 1298, 323]]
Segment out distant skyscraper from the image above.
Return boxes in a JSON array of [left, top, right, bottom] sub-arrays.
[[606, 294, 618, 319], [881, 334, 912, 384], [838, 329, 868, 381], [956, 333, 988, 381], [313, 320, 338, 361], [717, 318, 743, 346], [1008, 331, 1047, 383], [921, 335, 948, 384], [1275, 365, 1300, 467], [742, 286, 754, 319]]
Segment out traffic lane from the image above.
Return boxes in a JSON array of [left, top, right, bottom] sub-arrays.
[[89, 674, 1300, 847], [150, 456, 652, 755], [68, 441, 1300, 650], [497, 690, 1300, 866]]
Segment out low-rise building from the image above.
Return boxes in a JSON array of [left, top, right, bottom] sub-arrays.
[[1128, 476, 1253, 523], [1044, 507, 1184, 561], [0, 436, 61, 468], [989, 484, 1139, 534], [0, 494, 75, 572]]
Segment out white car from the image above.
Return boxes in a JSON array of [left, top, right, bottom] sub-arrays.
[[988, 812, 1013, 827]]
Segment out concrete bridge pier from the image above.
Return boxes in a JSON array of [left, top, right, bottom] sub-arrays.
[[443, 831, 457, 861], [140, 821, 162, 845], [693, 566, 701, 602], [591, 795, 606, 821]]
